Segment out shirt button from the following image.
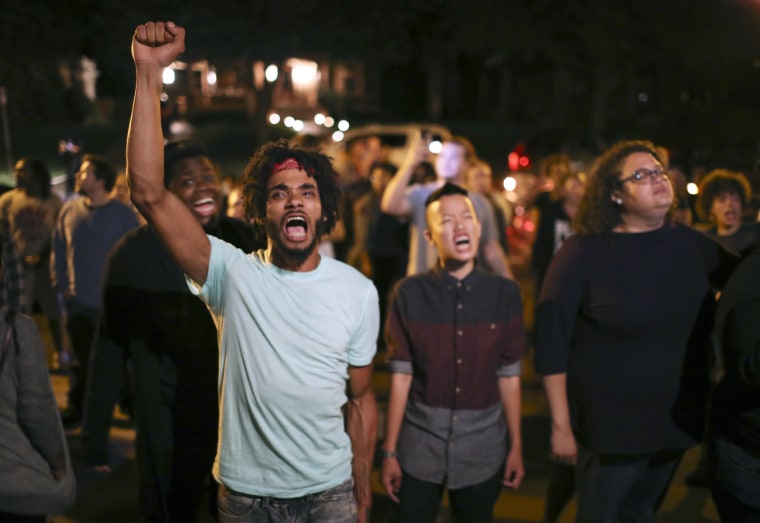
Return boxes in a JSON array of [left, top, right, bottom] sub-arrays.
[[490, 323, 496, 330], [456, 281, 462, 288], [457, 358, 462, 364], [453, 416, 458, 422], [457, 303, 463, 309], [455, 387, 461, 394], [457, 330, 463, 336]]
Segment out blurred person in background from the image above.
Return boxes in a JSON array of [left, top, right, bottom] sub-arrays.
[[347, 161, 407, 347], [0, 158, 67, 369], [697, 168, 759, 256], [655, 147, 693, 227], [466, 160, 511, 257], [51, 154, 140, 428], [529, 153, 573, 227], [226, 184, 246, 221], [531, 170, 586, 297], [534, 140, 737, 522], [382, 134, 512, 278]]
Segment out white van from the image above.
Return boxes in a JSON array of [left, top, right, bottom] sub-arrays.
[[324, 123, 451, 178]]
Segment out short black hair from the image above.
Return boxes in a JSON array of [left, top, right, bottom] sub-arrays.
[[82, 154, 118, 192], [164, 140, 212, 188], [424, 182, 468, 208]]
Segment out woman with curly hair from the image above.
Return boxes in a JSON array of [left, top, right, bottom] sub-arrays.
[[534, 139, 737, 522], [697, 168, 759, 255]]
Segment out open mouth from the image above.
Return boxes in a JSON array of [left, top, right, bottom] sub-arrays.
[[454, 234, 471, 251], [283, 214, 308, 241], [194, 197, 218, 217]]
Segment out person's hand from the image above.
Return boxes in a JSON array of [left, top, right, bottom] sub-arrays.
[[550, 424, 577, 466], [404, 132, 431, 169], [502, 447, 525, 489], [380, 456, 402, 503], [132, 21, 185, 68]]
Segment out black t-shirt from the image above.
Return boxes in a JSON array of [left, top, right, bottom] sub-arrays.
[[535, 222, 736, 454]]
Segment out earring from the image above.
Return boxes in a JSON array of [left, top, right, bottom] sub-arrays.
[[612, 197, 622, 205]]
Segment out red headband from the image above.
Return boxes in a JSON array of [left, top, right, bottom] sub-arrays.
[[272, 158, 304, 174]]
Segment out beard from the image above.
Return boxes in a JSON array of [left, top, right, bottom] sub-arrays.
[[265, 218, 325, 266]]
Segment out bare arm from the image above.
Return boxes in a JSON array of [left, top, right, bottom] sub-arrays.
[[380, 372, 412, 503], [483, 239, 514, 279], [380, 134, 428, 217], [542, 373, 577, 465], [346, 364, 378, 523], [127, 21, 210, 285], [499, 375, 524, 489]]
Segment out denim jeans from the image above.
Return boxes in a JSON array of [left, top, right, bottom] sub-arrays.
[[396, 471, 502, 523], [708, 432, 760, 522], [574, 445, 681, 523], [217, 479, 356, 523]]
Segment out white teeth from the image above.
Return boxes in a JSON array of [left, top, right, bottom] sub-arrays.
[[195, 197, 214, 206]]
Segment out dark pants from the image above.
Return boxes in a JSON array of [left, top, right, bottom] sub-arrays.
[[543, 462, 575, 523], [129, 339, 218, 522], [82, 334, 126, 465], [65, 301, 100, 415], [575, 445, 681, 523], [396, 471, 502, 523], [708, 431, 760, 522]]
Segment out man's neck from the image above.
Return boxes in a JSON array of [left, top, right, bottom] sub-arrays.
[[266, 244, 321, 273], [84, 190, 113, 208]]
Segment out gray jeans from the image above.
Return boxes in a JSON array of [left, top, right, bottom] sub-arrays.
[[217, 479, 357, 523]]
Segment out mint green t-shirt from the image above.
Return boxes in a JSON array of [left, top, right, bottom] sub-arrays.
[[188, 236, 379, 497]]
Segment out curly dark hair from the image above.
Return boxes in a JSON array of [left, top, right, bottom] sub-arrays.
[[574, 140, 669, 235], [696, 169, 751, 221], [241, 139, 342, 235]]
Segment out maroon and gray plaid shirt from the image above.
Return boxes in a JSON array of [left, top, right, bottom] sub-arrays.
[[386, 267, 527, 489]]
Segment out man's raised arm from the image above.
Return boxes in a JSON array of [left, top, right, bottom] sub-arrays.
[[127, 21, 210, 285]]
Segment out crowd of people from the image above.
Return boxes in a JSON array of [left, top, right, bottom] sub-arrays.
[[1, 18, 760, 523]]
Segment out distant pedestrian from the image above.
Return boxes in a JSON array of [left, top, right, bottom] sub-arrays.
[[51, 154, 139, 428], [0, 158, 67, 366]]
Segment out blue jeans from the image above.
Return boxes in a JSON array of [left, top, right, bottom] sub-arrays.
[[708, 432, 760, 522], [217, 479, 356, 523], [574, 445, 681, 523], [396, 471, 502, 523]]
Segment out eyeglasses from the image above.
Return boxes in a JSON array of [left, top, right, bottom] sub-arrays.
[[619, 167, 668, 185]]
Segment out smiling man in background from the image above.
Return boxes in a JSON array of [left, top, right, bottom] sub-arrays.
[[82, 140, 262, 521]]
